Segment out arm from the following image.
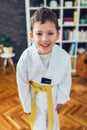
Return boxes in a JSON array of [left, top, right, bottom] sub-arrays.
[[56, 57, 72, 113], [16, 56, 31, 113]]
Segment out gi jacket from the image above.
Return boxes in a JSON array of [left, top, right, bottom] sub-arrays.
[[16, 44, 71, 113]]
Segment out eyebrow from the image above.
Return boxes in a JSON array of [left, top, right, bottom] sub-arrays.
[[36, 30, 55, 32]]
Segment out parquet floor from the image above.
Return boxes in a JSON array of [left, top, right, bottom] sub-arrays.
[[0, 67, 87, 130]]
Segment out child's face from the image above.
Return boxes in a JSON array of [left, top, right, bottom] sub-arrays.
[[30, 20, 59, 55]]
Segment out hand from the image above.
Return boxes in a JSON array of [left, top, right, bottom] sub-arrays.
[[28, 113, 31, 115], [25, 113, 31, 115], [56, 104, 63, 114]]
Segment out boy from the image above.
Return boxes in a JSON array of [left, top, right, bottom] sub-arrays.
[[16, 7, 71, 130]]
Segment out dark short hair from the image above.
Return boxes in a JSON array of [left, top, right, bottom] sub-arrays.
[[30, 7, 59, 31]]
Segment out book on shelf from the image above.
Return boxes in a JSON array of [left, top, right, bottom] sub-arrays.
[[62, 29, 78, 41], [63, 17, 74, 25], [63, 30, 69, 40], [69, 42, 77, 56], [78, 30, 87, 41], [73, 11, 78, 25]]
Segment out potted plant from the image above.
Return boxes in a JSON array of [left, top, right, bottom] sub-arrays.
[[0, 34, 13, 54]]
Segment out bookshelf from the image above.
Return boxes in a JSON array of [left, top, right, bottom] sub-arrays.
[[25, 0, 87, 73]]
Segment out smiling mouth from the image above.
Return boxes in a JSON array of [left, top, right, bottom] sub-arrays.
[[40, 44, 50, 48]]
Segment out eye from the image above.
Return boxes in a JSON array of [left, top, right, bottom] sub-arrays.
[[48, 32, 54, 35], [36, 33, 42, 36]]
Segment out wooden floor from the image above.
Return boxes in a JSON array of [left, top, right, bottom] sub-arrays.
[[0, 67, 87, 130]]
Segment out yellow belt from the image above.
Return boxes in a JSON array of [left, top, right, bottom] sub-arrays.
[[29, 81, 54, 130]]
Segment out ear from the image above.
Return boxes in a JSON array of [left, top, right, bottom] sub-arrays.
[[30, 32, 34, 42], [56, 31, 60, 40]]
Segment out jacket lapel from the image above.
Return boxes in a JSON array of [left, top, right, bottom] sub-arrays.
[[29, 44, 46, 80]]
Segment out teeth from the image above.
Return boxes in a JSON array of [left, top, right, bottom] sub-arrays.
[[43, 45, 48, 46], [41, 44, 49, 47]]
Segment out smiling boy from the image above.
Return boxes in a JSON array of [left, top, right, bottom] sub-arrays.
[[16, 7, 71, 130]]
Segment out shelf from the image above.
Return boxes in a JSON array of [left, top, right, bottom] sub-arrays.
[[25, 0, 87, 73]]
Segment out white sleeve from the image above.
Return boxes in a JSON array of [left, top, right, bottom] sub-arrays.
[[57, 57, 72, 104], [16, 56, 31, 113]]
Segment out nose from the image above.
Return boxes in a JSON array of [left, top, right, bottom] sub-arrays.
[[42, 34, 48, 42]]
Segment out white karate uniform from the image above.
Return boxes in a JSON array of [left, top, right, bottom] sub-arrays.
[[16, 44, 72, 130]]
